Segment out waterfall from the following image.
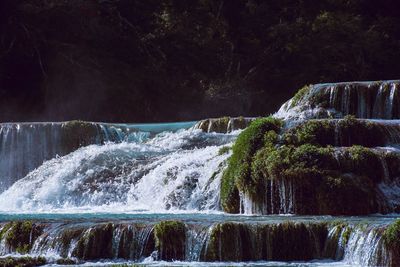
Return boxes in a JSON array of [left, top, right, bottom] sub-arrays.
[[0, 126, 235, 212], [275, 80, 400, 121], [343, 227, 389, 266]]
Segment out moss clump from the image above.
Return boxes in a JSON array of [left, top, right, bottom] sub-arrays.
[[246, 143, 378, 214], [384, 220, 400, 266], [0, 256, 46, 267], [283, 116, 385, 147], [218, 146, 231, 155], [154, 221, 186, 261], [221, 117, 283, 213], [283, 120, 334, 146], [233, 116, 249, 130], [383, 219, 400, 253], [336, 115, 385, 147], [346, 145, 383, 183], [290, 85, 311, 108], [1, 221, 43, 254]]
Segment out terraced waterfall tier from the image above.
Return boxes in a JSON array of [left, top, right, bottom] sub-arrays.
[[0, 215, 398, 266], [1, 80, 400, 266], [0, 121, 195, 191]]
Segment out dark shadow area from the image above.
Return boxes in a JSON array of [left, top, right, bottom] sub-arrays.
[[0, 0, 400, 122]]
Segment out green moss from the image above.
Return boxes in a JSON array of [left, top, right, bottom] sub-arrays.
[[249, 142, 378, 214], [383, 219, 400, 250], [218, 146, 231, 155], [336, 115, 385, 147], [221, 117, 283, 213], [0, 256, 46, 267], [346, 145, 383, 183], [291, 85, 311, 108], [1, 221, 43, 254], [283, 117, 385, 148], [234, 116, 248, 130], [154, 221, 186, 261], [283, 120, 335, 146]]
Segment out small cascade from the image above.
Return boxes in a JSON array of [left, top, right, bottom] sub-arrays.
[[0, 218, 397, 266], [343, 227, 389, 266], [0, 127, 235, 212], [0, 121, 197, 192], [276, 80, 400, 121], [193, 117, 255, 133]]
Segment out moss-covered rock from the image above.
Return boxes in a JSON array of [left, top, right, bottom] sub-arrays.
[[60, 120, 100, 153], [153, 221, 186, 261], [317, 174, 376, 215], [195, 117, 254, 133], [203, 222, 328, 261], [383, 219, 400, 265], [72, 223, 114, 260], [0, 221, 43, 254], [55, 258, 77, 265], [0, 256, 46, 267], [222, 107, 394, 215], [283, 116, 386, 147], [221, 117, 283, 213], [218, 146, 231, 155]]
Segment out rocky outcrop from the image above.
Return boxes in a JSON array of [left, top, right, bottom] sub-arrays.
[[193, 117, 256, 133], [0, 219, 396, 266], [221, 80, 400, 215]]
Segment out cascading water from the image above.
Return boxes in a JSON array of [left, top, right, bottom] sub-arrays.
[[1, 81, 400, 266], [276, 80, 400, 121], [0, 121, 190, 192], [0, 122, 235, 212]]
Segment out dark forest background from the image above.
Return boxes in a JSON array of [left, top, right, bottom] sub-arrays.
[[0, 0, 399, 122]]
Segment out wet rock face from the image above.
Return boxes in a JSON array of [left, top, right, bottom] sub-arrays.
[[222, 80, 400, 216], [72, 223, 114, 260], [276, 80, 400, 121], [0, 256, 47, 267], [0, 219, 396, 265], [0, 221, 43, 254], [194, 117, 255, 133], [154, 221, 186, 261]]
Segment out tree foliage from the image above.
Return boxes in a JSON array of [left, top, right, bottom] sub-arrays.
[[0, 0, 399, 121]]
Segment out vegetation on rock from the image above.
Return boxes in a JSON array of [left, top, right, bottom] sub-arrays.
[[0, 221, 43, 254], [0, 256, 46, 267], [221, 117, 283, 213], [222, 110, 391, 215], [153, 221, 186, 261]]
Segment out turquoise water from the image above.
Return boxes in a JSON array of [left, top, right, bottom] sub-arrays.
[[0, 212, 397, 225]]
